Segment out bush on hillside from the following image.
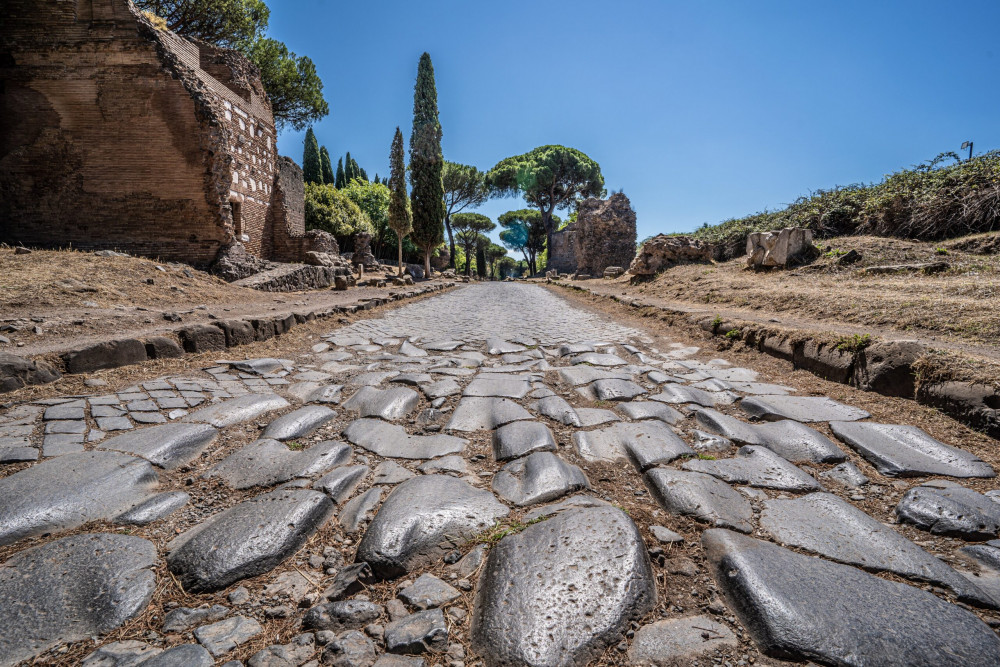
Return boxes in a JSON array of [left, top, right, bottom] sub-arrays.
[[304, 182, 373, 247]]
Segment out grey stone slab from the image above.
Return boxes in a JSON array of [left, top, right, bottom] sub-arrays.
[[45, 419, 87, 434], [343, 386, 420, 421], [98, 416, 133, 431], [398, 573, 461, 610], [532, 395, 580, 426], [0, 533, 156, 666], [99, 422, 218, 469], [574, 421, 692, 469], [649, 525, 684, 544], [261, 405, 337, 440], [248, 633, 315, 667], [82, 641, 162, 666], [423, 340, 464, 351], [574, 407, 621, 426], [896, 485, 1000, 539], [649, 384, 738, 408], [486, 338, 526, 355], [194, 615, 263, 657], [316, 465, 369, 504], [345, 418, 465, 459], [463, 376, 531, 399], [182, 394, 290, 428], [0, 451, 158, 545], [399, 340, 428, 357], [421, 378, 461, 400], [492, 452, 589, 506], [162, 605, 230, 633], [471, 505, 656, 666], [115, 491, 190, 525], [492, 420, 557, 461], [229, 358, 288, 375], [132, 411, 168, 424], [349, 371, 400, 386], [142, 644, 214, 667], [556, 365, 632, 387], [556, 343, 595, 357], [645, 468, 753, 532], [692, 429, 735, 453], [418, 455, 469, 476], [207, 439, 349, 489], [571, 352, 628, 366], [339, 487, 383, 533], [762, 493, 996, 607], [831, 421, 995, 478], [0, 446, 38, 463], [703, 528, 1000, 666], [695, 409, 845, 463], [589, 378, 647, 401], [303, 599, 383, 631], [683, 445, 821, 491], [43, 405, 85, 420], [819, 461, 870, 488], [373, 460, 416, 485], [167, 488, 334, 592], [617, 400, 683, 424], [42, 433, 85, 456], [384, 608, 448, 654], [357, 475, 509, 578], [741, 395, 869, 422], [646, 370, 686, 385], [445, 397, 532, 431], [391, 372, 434, 386], [628, 615, 737, 666], [127, 399, 158, 412]]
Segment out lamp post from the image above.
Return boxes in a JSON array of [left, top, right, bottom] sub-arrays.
[[961, 141, 974, 162]]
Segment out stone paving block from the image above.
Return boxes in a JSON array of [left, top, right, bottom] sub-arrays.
[[575, 407, 622, 426], [183, 394, 290, 428], [574, 421, 692, 467], [207, 439, 349, 489], [316, 464, 369, 504], [616, 400, 683, 424], [649, 384, 738, 408], [0, 446, 39, 463], [398, 573, 462, 610], [492, 420, 557, 461], [463, 376, 531, 399], [373, 460, 416, 485], [589, 378, 647, 401], [696, 408, 846, 463], [492, 451, 589, 506], [645, 468, 753, 533], [339, 487, 383, 533], [570, 352, 628, 366], [628, 615, 737, 666], [682, 445, 821, 491], [115, 491, 190, 525], [895, 484, 1000, 539], [345, 418, 466, 459], [740, 395, 869, 422], [194, 615, 263, 657], [42, 433, 85, 456], [261, 405, 337, 440], [556, 365, 632, 387], [343, 386, 420, 421], [534, 394, 583, 426], [445, 397, 533, 431], [421, 378, 461, 400]]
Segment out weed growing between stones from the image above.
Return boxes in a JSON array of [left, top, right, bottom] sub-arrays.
[[470, 516, 549, 549]]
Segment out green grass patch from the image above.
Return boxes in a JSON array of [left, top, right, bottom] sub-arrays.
[[834, 333, 872, 353]]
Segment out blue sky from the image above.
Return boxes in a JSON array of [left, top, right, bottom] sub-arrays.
[[272, 0, 1000, 244]]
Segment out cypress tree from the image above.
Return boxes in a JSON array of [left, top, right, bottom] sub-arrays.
[[388, 127, 413, 277], [335, 157, 346, 189], [408, 52, 445, 277], [320, 146, 335, 185], [344, 152, 356, 184], [359, 167, 369, 182], [476, 238, 487, 279], [303, 128, 323, 184]]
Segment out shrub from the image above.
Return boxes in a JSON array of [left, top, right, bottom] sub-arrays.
[[834, 333, 872, 353], [304, 182, 373, 244]]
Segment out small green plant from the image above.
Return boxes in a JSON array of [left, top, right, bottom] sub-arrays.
[[710, 314, 723, 330], [697, 453, 716, 460], [286, 441, 305, 451], [935, 246, 949, 255], [593, 399, 610, 408], [834, 333, 872, 353], [611, 503, 632, 516], [824, 248, 848, 258], [472, 517, 548, 548], [725, 329, 742, 340]]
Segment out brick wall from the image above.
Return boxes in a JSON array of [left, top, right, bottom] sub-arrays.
[[548, 224, 579, 273]]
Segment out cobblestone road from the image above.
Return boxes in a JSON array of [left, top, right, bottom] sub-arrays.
[[1, 283, 1000, 666]]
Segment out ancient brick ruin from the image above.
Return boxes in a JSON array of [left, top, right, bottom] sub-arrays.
[[548, 192, 638, 276], [0, 0, 313, 266]]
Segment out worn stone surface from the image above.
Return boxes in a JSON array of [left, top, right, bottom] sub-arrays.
[[0, 534, 156, 666], [163, 605, 230, 633], [115, 490, 190, 525], [831, 421, 995, 478], [492, 452, 589, 507], [650, 384, 738, 408], [81, 640, 161, 666], [645, 468, 753, 533], [695, 409, 845, 463], [398, 573, 462, 610], [339, 487, 383, 534], [207, 439, 349, 489], [248, 633, 316, 667], [492, 421, 557, 461], [627, 615, 737, 666], [896, 485, 1000, 539], [0, 451, 158, 545], [261, 405, 337, 440], [345, 419, 466, 459], [745, 227, 815, 269], [373, 460, 416, 485], [445, 397, 533, 431], [344, 386, 420, 421], [357, 475, 509, 578], [628, 234, 714, 275], [463, 376, 531, 398], [167, 488, 334, 591], [194, 615, 264, 657], [534, 395, 582, 426], [385, 608, 448, 654], [617, 400, 683, 424], [317, 465, 369, 504], [322, 629, 376, 666], [303, 600, 383, 632], [703, 528, 1000, 665], [740, 395, 869, 422], [683, 445, 821, 491], [183, 394, 291, 427], [471, 506, 656, 666], [98, 422, 218, 469], [761, 493, 995, 606], [819, 461, 870, 488], [588, 378, 647, 401], [573, 421, 692, 469], [140, 643, 214, 667]]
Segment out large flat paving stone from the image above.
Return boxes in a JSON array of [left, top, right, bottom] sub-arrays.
[[206, 439, 351, 489], [0, 451, 158, 546], [650, 383, 739, 408], [471, 505, 656, 666], [617, 400, 683, 424], [343, 386, 420, 421], [345, 418, 466, 459], [261, 405, 337, 440], [695, 409, 845, 463], [761, 492, 996, 607], [0, 533, 156, 665], [740, 395, 869, 422], [317, 464, 369, 504], [463, 376, 531, 398], [644, 468, 753, 533], [492, 421, 557, 461], [830, 421, 995, 478], [570, 352, 628, 366], [492, 452, 589, 507], [555, 366, 632, 387], [627, 615, 738, 666], [703, 528, 1000, 665], [167, 488, 334, 592], [588, 378, 647, 401], [97, 422, 219, 469], [445, 397, 533, 431], [682, 445, 820, 491], [574, 421, 693, 469], [534, 395, 582, 426], [182, 394, 290, 427], [356, 475, 509, 578], [896, 484, 1000, 539]]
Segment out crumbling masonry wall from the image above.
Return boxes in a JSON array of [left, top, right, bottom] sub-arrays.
[[546, 193, 638, 275], [0, 0, 303, 265]]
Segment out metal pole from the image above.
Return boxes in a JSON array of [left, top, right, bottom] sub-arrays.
[[968, 141, 974, 162]]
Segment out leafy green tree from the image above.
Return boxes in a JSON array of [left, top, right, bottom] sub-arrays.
[[388, 128, 413, 277], [489, 145, 604, 265], [302, 128, 323, 184], [442, 161, 491, 269], [304, 183, 372, 242], [342, 179, 391, 258], [136, 0, 268, 49], [475, 234, 490, 279], [344, 152, 356, 182], [497, 255, 517, 279], [248, 38, 328, 131], [485, 243, 507, 279], [335, 158, 346, 189], [451, 213, 495, 276], [320, 146, 334, 185], [409, 53, 446, 277], [498, 209, 550, 276]]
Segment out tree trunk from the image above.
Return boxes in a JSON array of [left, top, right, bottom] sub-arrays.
[[541, 208, 554, 271], [424, 249, 431, 279], [445, 214, 456, 269], [397, 238, 404, 277], [464, 245, 471, 276]]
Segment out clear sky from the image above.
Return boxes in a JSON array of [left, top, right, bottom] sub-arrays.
[[272, 0, 1000, 244]]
